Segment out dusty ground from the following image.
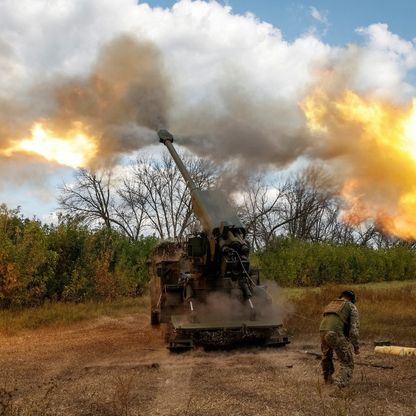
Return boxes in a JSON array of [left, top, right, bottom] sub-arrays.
[[1, 310, 415, 416]]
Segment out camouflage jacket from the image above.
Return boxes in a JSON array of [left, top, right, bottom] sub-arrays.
[[319, 299, 360, 348]]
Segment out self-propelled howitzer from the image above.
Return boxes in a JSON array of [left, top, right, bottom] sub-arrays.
[[149, 129, 289, 351]]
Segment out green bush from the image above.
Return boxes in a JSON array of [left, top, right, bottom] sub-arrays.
[[0, 208, 57, 307], [258, 237, 416, 287], [0, 206, 158, 308], [2, 201, 416, 306]]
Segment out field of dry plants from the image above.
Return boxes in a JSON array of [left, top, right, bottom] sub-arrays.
[[1, 282, 415, 416]]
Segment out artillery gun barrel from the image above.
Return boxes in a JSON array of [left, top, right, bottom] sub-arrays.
[[157, 129, 245, 236], [158, 129, 197, 192]]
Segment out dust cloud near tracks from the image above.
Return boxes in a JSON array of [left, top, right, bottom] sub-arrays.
[[0, 313, 415, 416]]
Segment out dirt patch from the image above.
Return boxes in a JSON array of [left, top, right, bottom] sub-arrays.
[[0, 312, 415, 416]]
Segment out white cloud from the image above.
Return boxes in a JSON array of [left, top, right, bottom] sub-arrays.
[[310, 6, 328, 24], [308, 6, 329, 37], [353, 23, 416, 100]]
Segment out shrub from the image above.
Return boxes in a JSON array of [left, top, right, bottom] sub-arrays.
[[0, 208, 158, 307], [258, 237, 416, 287]]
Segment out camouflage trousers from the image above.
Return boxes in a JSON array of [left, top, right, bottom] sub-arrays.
[[320, 330, 354, 387]]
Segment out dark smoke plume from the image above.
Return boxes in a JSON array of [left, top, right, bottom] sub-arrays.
[[48, 34, 171, 158], [0, 34, 171, 167], [170, 88, 308, 171]]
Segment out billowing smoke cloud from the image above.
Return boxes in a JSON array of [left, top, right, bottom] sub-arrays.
[[168, 22, 416, 170], [47, 35, 169, 154], [2, 1, 415, 169], [0, 34, 169, 165], [181, 285, 292, 324], [1, 0, 416, 227]]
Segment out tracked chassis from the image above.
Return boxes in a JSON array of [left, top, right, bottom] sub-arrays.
[[167, 315, 290, 352]]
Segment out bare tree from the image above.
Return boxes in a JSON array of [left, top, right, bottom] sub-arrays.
[[59, 168, 145, 240], [62, 158, 407, 248], [121, 151, 219, 239], [114, 177, 147, 241], [279, 167, 340, 242], [325, 207, 357, 245], [366, 226, 403, 249], [238, 175, 287, 249], [59, 151, 218, 240], [59, 169, 113, 228]]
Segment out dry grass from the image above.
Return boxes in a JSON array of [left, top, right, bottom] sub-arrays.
[[2, 280, 415, 345], [0, 381, 59, 416], [0, 297, 147, 336], [1, 301, 415, 416], [281, 280, 416, 344]]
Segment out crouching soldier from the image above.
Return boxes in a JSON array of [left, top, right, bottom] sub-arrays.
[[319, 290, 360, 388]]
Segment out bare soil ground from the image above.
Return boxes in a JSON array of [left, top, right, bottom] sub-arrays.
[[1, 310, 415, 416]]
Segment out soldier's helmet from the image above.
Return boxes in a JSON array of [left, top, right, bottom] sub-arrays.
[[340, 290, 356, 304]]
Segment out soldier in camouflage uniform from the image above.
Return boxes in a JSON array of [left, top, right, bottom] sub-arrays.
[[319, 290, 360, 388]]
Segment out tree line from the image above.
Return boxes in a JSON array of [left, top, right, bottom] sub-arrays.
[[0, 205, 156, 308], [257, 238, 416, 287], [2, 149, 415, 308], [59, 150, 406, 250]]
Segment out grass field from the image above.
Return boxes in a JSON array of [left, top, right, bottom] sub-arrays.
[[0, 297, 147, 335], [1, 280, 415, 344], [1, 280, 416, 415], [279, 280, 416, 343]]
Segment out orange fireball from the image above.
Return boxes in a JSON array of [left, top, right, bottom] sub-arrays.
[[2, 122, 98, 168], [302, 89, 416, 239]]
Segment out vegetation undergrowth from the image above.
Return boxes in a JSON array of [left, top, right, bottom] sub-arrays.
[[257, 238, 416, 287]]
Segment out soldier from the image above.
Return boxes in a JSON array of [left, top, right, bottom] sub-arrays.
[[319, 290, 360, 388]]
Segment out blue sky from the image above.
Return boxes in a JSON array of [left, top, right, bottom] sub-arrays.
[[144, 0, 416, 44]]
